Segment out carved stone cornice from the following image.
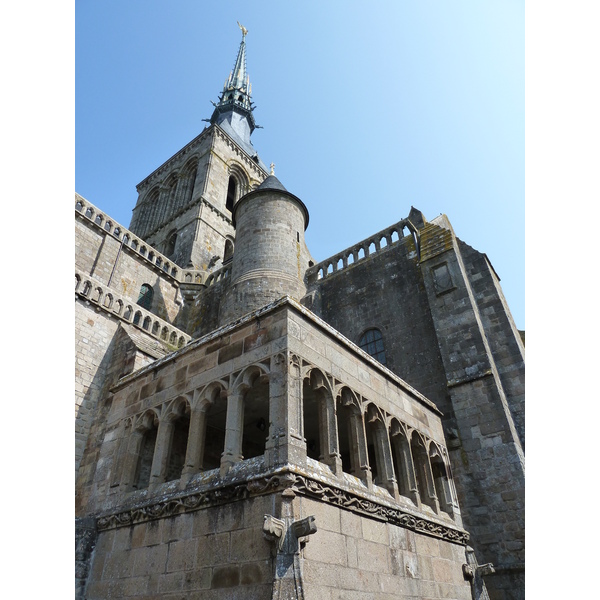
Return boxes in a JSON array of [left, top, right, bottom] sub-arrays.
[[94, 469, 468, 545]]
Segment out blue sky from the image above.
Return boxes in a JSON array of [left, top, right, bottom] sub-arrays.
[[76, 0, 524, 328]]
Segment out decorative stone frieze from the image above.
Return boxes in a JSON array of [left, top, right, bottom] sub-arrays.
[[95, 468, 469, 545]]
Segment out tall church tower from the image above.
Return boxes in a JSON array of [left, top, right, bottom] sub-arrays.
[[128, 24, 269, 273]]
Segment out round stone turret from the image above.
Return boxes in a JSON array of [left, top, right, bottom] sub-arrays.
[[219, 175, 311, 324]]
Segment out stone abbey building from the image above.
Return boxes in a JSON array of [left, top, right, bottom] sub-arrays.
[[75, 26, 525, 600]]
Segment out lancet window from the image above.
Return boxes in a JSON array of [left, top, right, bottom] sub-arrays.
[[165, 230, 177, 258], [164, 399, 191, 483], [132, 411, 159, 490]]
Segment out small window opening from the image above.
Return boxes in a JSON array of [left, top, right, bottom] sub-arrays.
[[165, 406, 190, 482], [134, 417, 158, 489], [226, 176, 236, 213], [202, 397, 228, 471], [242, 374, 269, 460], [223, 239, 234, 263], [359, 329, 386, 365], [303, 378, 322, 462], [336, 394, 356, 476], [137, 284, 153, 310], [165, 231, 177, 258]]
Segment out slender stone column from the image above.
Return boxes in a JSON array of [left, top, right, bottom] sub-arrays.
[[181, 407, 207, 482], [350, 411, 372, 486], [221, 391, 243, 475], [320, 396, 343, 475], [420, 448, 441, 514], [110, 420, 131, 489], [392, 433, 420, 506], [149, 419, 175, 489], [120, 429, 144, 491], [375, 425, 399, 499]]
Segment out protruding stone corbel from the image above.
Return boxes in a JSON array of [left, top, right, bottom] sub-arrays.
[[263, 510, 318, 599], [291, 515, 317, 551], [463, 546, 495, 600], [263, 514, 286, 551], [262, 513, 317, 555]]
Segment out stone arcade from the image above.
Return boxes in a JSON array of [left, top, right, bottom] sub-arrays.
[[75, 25, 524, 600]]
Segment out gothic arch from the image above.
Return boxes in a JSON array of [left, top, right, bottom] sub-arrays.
[[223, 236, 234, 263], [389, 419, 418, 503], [228, 364, 270, 463], [162, 396, 191, 483], [131, 409, 160, 490], [335, 386, 369, 481], [175, 157, 198, 213], [429, 442, 456, 517], [409, 430, 439, 513], [142, 187, 161, 237], [225, 162, 250, 213], [302, 367, 337, 470], [189, 381, 229, 472], [364, 402, 396, 494]]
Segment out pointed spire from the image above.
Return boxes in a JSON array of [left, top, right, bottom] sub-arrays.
[[209, 22, 257, 142]]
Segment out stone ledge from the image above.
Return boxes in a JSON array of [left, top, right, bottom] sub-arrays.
[[94, 466, 469, 546]]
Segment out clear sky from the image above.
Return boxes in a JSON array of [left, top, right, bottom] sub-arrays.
[[76, 0, 524, 328]]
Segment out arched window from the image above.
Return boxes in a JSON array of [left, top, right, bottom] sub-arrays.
[[226, 176, 236, 212], [133, 412, 159, 490], [359, 329, 386, 364], [165, 230, 177, 258], [410, 434, 438, 513], [223, 239, 234, 263], [201, 387, 228, 471], [165, 400, 191, 483], [241, 372, 269, 460], [137, 284, 153, 310]]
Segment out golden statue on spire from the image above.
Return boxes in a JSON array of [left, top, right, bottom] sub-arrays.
[[237, 21, 248, 36]]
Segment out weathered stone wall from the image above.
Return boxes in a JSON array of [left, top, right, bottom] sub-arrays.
[[76, 197, 183, 325], [130, 131, 213, 241], [458, 240, 525, 447], [83, 491, 472, 600], [300, 495, 471, 599], [286, 304, 447, 447], [75, 299, 119, 472], [84, 495, 276, 599], [76, 324, 164, 514], [76, 517, 98, 600], [180, 271, 232, 339]]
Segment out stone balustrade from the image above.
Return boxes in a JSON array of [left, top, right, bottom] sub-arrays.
[[76, 195, 180, 280], [75, 268, 191, 349], [76, 194, 236, 289], [306, 218, 420, 283]]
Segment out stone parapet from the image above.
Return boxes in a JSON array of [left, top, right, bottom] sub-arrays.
[[75, 268, 191, 350], [306, 217, 420, 284]]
